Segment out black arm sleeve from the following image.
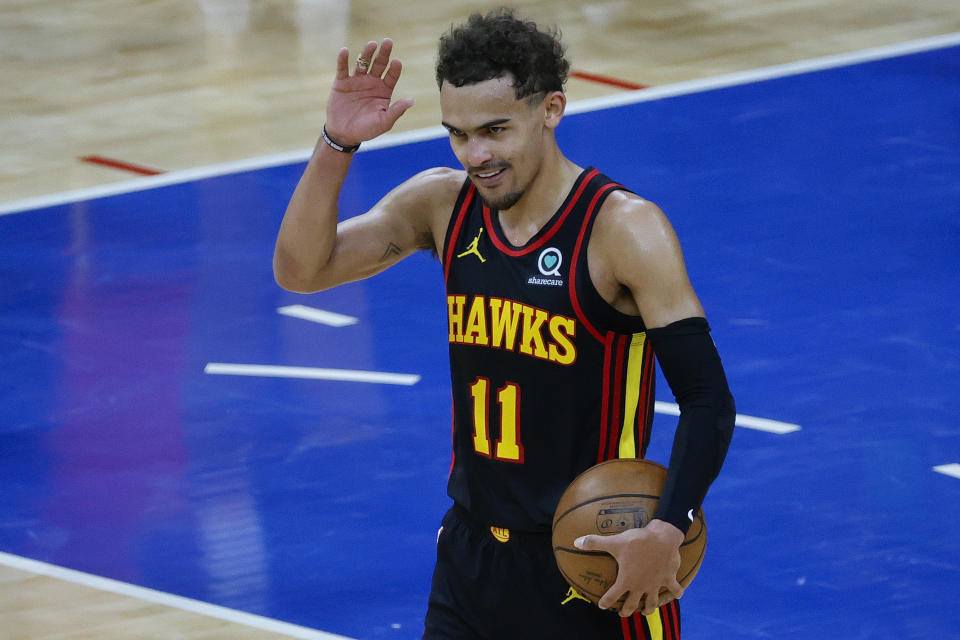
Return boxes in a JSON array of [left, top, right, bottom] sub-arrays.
[[646, 317, 735, 533]]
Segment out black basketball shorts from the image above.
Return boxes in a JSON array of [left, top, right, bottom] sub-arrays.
[[423, 505, 681, 640]]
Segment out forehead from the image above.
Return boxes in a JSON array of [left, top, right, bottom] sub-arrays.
[[439, 76, 529, 128]]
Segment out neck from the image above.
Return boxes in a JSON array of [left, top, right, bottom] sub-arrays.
[[498, 147, 582, 245]]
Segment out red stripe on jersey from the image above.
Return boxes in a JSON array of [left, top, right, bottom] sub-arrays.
[[620, 616, 634, 639], [664, 601, 675, 640], [636, 341, 655, 457], [448, 390, 457, 478], [607, 334, 628, 460], [482, 168, 600, 257], [597, 333, 615, 464], [672, 600, 683, 639], [633, 613, 647, 640], [443, 184, 477, 281], [568, 180, 622, 343], [663, 600, 680, 639]]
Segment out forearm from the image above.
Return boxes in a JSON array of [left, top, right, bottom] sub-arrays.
[[647, 317, 736, 532], [273, 138, 354, 292]]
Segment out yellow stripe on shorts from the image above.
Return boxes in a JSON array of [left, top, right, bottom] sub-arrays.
[[645, 607, 664, 640]]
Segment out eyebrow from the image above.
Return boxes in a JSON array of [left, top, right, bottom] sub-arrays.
[[441, 118, 512, 132]]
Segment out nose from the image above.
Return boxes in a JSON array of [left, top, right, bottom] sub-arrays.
[[465, 137, 493, 169]]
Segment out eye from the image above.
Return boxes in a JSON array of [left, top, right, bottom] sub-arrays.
[[488, 126, 505, 134], [448, 128, 465, 138]]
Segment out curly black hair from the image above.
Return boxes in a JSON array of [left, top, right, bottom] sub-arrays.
[[436, 8, 569, 100]]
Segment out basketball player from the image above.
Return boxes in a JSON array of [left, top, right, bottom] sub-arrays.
[[274, 9, 735, 639]]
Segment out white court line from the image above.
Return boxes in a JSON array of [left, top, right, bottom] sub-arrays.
[[2, 31, 958, 217], [0, 551, 355, 640], [654, 401, 800, 434], [203, 365, 800, 431], [933, 463, 960, 479], [278, 305, 358, 327], [205, 363, 421, 386]]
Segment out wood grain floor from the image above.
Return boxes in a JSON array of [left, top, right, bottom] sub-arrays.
[[2, 0, 958, 205], [0, 566, 298, 640], [1, 0, 958, 636]]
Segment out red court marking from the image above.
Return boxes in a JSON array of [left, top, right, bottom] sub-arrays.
[[570, 70, 648, 91], [80, 155, 165, 176]]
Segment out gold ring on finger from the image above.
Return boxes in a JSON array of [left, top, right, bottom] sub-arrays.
[[356, 55, 370, 72]]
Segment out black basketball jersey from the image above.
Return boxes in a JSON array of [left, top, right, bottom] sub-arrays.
[[441, 167, 658, 532]]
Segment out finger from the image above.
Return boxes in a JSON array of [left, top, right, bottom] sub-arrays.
[[355, 41, 377, 74], [368, 38, 393, 77], [640, 592, 659, 617], [383, 59, 403, 90], [618, 591, 643, 618], [598, 592, 624, 612], [597, 580, 626, 611], [335, 47, 349, 80], [665, 577, 684, 600], [656, 591, 676, 610]]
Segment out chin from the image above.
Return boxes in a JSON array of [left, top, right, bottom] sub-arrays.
[[479, 188, 525, 211]]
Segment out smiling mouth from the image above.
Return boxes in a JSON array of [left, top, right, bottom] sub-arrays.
[[470, 166, 508, 184]]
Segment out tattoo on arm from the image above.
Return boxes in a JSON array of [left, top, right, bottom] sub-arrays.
[[379, 233, 435, 263], [380, 242, 402, 262]]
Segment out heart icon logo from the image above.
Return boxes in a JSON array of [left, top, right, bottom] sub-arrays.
[[537, 247, 563, 276]]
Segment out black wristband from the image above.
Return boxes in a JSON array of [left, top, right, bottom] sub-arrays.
[[321, 126, 361, 153]]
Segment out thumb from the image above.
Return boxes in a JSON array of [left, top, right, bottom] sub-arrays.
[[385, 98, 415, 127], [574, 534, 605, 551]]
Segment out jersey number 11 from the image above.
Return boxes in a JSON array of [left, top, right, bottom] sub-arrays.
[[469, 378, 524, 463]]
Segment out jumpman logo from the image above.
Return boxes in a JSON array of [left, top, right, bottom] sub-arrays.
[[561, 586, 591, 606], [457, 228, 486, 263]]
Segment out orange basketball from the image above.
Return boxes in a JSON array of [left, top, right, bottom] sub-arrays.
[[551, 458, 707, 607]]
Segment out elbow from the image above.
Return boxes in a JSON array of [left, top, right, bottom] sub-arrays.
[[717, 389, 736, 451], [272, 251, 324, 293], [715, 387, 736, 432], [274, 272, 314, 294]]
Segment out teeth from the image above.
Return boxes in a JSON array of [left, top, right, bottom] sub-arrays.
[[477, 169, 502, 178]]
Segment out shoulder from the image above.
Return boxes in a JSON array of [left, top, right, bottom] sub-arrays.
[[592, 189, 680, 260], [411, 168, 468, 243], [367, 167, 467, 242], [394, 166, 466, 205], [587, 187, 703, 327]]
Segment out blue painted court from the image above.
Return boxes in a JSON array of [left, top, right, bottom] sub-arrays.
[[1, 43, 958, 638]]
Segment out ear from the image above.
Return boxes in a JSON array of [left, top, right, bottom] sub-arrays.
[[542, 90, 566, 129]]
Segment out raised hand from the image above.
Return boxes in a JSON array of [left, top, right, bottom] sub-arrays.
[[325, 39, 415, 148]]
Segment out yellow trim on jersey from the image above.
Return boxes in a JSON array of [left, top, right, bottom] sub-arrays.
[[618, 332, 647, 458], [645, 607, 664, 640]]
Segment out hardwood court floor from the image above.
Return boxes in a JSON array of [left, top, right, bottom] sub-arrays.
[[0, 562, 316, 640], [1, 0, 958, 205], [1, 1, 959, 638]]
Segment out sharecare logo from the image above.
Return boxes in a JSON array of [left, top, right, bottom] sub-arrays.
[[538, 247, 562, 276]]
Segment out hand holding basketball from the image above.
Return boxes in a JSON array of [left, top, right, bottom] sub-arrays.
[[326, 39, 415, 147], [552, 459, 708, 618], [574, 520, 685, 616]]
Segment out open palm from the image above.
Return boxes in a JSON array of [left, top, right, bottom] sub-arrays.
[[325, 39, 415, 147]]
